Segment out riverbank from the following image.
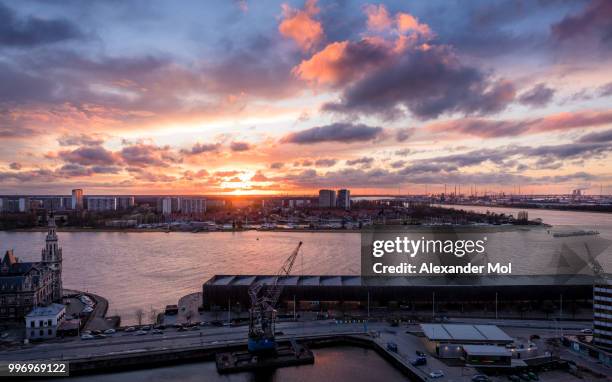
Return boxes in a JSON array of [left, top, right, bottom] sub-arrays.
[[64, 289, 118, 331], [5, 223, 546, 234]]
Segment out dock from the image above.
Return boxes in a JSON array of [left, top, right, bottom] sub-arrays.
[[216, 340, 314, 373]]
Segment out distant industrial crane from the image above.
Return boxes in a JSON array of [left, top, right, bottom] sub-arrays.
[[247, 241, 303, 353]]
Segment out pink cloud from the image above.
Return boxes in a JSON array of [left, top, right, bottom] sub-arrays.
[[279, 0, 323, 52], [365, 4, 392, 31]]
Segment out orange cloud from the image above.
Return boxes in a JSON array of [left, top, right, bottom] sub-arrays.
[[365, 4, 392, 31], [293, 6, 435, 87], [396, 12, 431, 35], [279, 0, 323, 52], [292, 41, 349, 85]]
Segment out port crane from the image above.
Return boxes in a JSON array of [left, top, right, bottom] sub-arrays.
[[248, 241, 303, 353]]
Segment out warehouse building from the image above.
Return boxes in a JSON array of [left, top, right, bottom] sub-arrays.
[[420, 323, 513, 358], [202, 274, 594, 313]]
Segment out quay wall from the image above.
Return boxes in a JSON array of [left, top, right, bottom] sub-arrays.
[[54, 333, 425, 381]]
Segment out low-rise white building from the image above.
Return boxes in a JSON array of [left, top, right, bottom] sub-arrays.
[[25, 303, 66, 340]]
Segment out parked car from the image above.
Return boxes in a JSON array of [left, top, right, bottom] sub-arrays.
[[104, 329, 116, 334], [580, 328, 593, 334], [191, 326, 200, 331], [125, 327, 136, 332], [410, 356, 427, 366], [80, 334, 95, 340], [140, 325, 151, 331], [178, 326, 188, 332], [508, 376, 520, 382], [135, 330, 148, 336], [152, 329, 164, 335], [519, 373, 531, 381], [429, 370, 444, 378], [527, 372, 539, 380], [386, 342, 398, 352], [472, 375, 490, 382], [94, 334, 107, 339], [415, 350, 426, 357]]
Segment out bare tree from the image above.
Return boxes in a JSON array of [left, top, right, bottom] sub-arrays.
[[149, 308, 158, 325], [135, 308, 144, 326]]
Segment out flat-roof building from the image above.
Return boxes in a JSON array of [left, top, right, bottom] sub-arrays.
[[202, 274, 594, 312], [462, 344, 512, 367], [25, 303, 66, 340], [318, 190, 336, 208], [420, 323, 513, 359]]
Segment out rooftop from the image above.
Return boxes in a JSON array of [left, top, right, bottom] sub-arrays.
[[26, 303, 65, 318], [204, 274, 598, 288], [420, 324, 513, 343]]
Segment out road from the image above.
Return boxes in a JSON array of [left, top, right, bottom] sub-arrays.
[[0, 320, 365, 362], [0, 319, 601, 381]]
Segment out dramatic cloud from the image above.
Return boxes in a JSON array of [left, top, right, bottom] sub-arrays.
[[364, 4, 392, 31], [58, 133, 105, 147], [578, 129, 612, 143], [120, 143, 180, 168], [58, 146, 118, 166], [395, 128, 415, 142], [293, 39, 393, 87], [0, 1, 611, 193], [323, 45, 515, 120], [0, 2, 82, 46], [428, 110, 612, 139], [230, 141, 251, 152], [181, 142, 221, 155], [346, 156, 374, 168], [551, 0, 612, 46], [279, 0, 323, 52], [314, 158, 337, 167], [281, 122, 383, 144], [250, 171, 269, 182], [518, 83, 555, 107]]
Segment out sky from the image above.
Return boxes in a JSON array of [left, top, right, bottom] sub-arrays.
[[0, 0, 611, 196]]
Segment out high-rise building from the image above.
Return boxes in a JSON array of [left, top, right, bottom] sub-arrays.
[[337, 189, 351, 209], [86, 196, 117, 211], [594, 276, 612, 350], [116, 196, 135, 210], [61, 197, 73, 210], [318, 189, 336, 208], [71, 189, 83, 210], [161, 197, 181, 215], [181, 197, 206, 215]]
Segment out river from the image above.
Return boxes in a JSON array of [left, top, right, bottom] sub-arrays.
[[0, 207, 610, 324]]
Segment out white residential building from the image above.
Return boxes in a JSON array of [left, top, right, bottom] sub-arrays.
[[25, 303, 66, 340]]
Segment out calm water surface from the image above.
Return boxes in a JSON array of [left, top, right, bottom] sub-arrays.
[[0, 230, 360, 323], [56, 347, 405, 382], [1, 207, 610, 324]]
